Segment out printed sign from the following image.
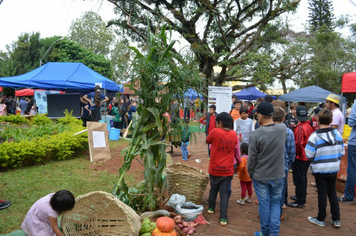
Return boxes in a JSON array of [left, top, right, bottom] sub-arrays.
[[208, 86, 232, 114]]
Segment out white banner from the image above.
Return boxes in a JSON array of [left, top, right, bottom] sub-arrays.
[[208, 86, 232, 114]]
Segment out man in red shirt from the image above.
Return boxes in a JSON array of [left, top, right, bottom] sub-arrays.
[[199, 105, 218, 157], [206, 112, 240, 226], [287, 106, 313, 208]]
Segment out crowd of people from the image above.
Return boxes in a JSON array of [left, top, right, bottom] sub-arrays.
[[1, 88, 355, 236], [0, 96, 36, 116], [198, 93, 352, 236], [80, 86, 138, 130]]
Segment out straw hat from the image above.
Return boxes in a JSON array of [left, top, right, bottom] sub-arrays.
[[326, 93, 340, 105]]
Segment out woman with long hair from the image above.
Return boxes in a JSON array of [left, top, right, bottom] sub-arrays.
[[0, 98, 7, 116], [83, 85, 109, 122]]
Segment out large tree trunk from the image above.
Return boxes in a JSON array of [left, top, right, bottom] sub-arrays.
[[197, 52, 215, 86]]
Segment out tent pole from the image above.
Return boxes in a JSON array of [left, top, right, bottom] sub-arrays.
[[287, 101, 290, 114], [104, 87, 107, 125]]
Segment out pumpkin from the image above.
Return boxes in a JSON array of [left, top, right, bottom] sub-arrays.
[[156, 216, 175, 232], [152, 227, 177, 236]]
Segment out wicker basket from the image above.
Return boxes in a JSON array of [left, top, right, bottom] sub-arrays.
[[61, 191, 141, 236], [166, 163, 209, 204]]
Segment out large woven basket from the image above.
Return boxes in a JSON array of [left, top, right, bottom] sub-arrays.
[[166, 163, 209, 204], [61, 191, 140, 236]]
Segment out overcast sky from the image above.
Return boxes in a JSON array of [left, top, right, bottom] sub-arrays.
[[0, 0, 355, 52]]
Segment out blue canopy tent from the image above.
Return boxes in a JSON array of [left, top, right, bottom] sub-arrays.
[[0, 62, 119, 93], [279, 85, 344, 103], [232, 86, 276, 100], [184, 88, 203, 99]]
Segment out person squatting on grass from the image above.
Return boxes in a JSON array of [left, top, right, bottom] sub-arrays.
[[206, 112, 240, 226], [247, 101, 286, 236], [21, 190, 75, 236], [305, 109, 344, 228], [235, 142, 253, 205]]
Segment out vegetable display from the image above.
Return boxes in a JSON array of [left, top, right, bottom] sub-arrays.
[[174, 215, 198, 235], [156, 217, 175, 232], [152, 227, 177, 236], [139, 217, 156, 235]]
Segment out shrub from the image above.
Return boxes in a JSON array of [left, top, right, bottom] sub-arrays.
[[0, 114, 29, 125], [57, 110, 82, 125], [0, 123, 88, 170], [32, 114, 53, 125]]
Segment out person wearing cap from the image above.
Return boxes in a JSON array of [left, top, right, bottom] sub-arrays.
[[264, 94, 273, 103], [325, 93, 344, 135], [247, 101, 286, 236], [287, 106, 314, 208], [229, 99, 242, 122]]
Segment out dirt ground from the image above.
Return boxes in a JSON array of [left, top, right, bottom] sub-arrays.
[[98, 133, 356, 236], [166, 133, 356, 236]]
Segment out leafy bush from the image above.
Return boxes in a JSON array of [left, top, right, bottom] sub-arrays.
[[32, 114, 53, 125], [0, 114, 29, 125], [0, 123, 71, 142], [57, 110, 82, 125], [0, 123, 88, 170], [0, 111, 88, 170]]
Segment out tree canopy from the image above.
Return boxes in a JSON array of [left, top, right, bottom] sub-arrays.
[[308, 0, 335, 32], [0, 33, 114, 96], [69, 11, 115, 56], [106, 0, 300, 89], [69, 11, 130, 83]]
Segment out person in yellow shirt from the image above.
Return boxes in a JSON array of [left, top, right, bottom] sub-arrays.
[[230, 100, 242, 122]]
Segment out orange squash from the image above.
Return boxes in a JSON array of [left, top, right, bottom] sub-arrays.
[[151, 227, 177, 236], [156, 216, 175, 232]]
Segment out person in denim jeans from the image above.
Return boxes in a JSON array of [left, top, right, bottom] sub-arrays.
[[180, 119, 192, 161], [206, 112, 239, 226], [272, 106, 296, 219], [339, 102, 356, 204], [247, 102, 286, 236]]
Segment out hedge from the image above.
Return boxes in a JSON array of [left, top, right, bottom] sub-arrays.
[[0, 124, 88, 170]]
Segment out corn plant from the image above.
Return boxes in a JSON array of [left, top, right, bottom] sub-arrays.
[[113, 22, 203, 212]]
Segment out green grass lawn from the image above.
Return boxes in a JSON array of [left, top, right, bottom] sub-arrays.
[[0, 139, 137, 234]]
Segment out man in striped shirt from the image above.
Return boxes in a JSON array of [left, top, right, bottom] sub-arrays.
[[305, 109, 344, 228]]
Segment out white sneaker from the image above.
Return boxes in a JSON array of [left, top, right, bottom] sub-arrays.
[[236, 199, 245, 205], [245, 197, 252, 203]]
